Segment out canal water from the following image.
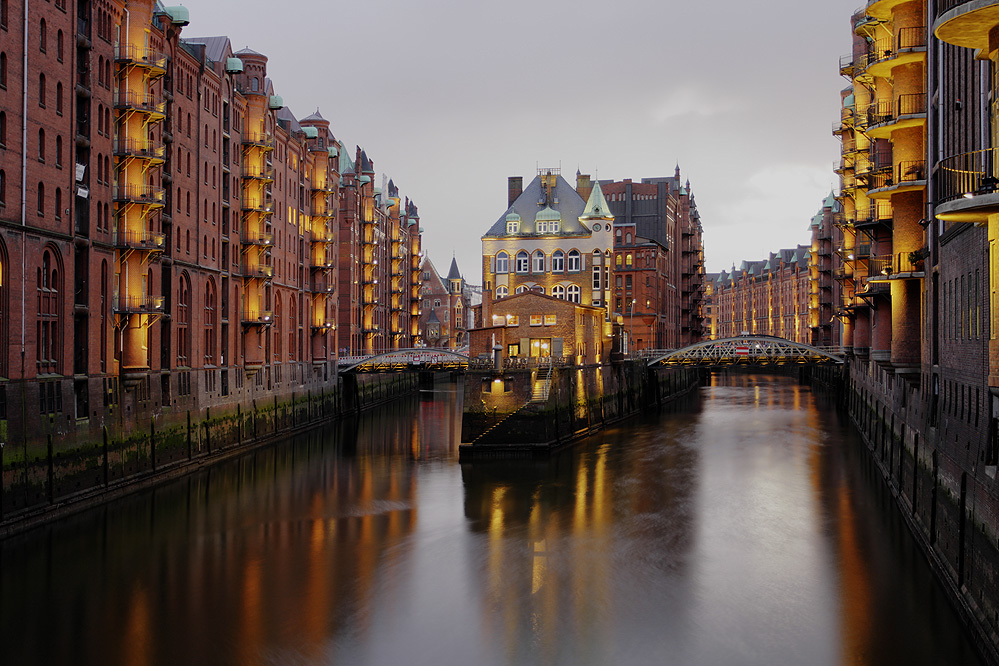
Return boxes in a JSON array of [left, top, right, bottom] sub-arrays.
[[0, 374, 986, 666]]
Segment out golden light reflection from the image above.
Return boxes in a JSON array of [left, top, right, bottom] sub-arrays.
[[123, 583, 152, 666]]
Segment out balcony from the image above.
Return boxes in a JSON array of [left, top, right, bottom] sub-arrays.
[[241, 310, 274, 326], [242, 165, 274, 182], [114, 45, 167, 76], [311, 321, 336, 331], [114, 138, 165, 163], [856, 201, 893, 229], [865, 93, 927, 139], [934, 1, 999, 51], [839, 53, 855, 77], [865, 27, 927, 78], [312, 201, 335, 218], [114, 91, 166, 119], [240, 232, 274, 247], [240, 196, 274, 213], [312, 232, 336, 244], [241, 264, 274, 280], [867, 251, 926, 281], [935, 147, 999, 223], [113, 295, 165, 314], [868, 159, 927, 198], [311, 257, 335, 270], [112, 229, 166, 251], [241, 132, 275, 150], [113, 185, 167, 207]]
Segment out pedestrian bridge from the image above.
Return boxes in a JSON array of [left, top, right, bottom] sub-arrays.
[[644, 336, 845, 367], [338, 348, 470, 373]]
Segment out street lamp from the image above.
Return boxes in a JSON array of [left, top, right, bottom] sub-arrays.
[[629, 297, 635, 356]]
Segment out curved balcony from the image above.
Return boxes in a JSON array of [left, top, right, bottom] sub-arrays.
[[114, 138, 165, 164], [934, 146, 999, 223], [867, 159, 927, 198], [113, 295, 165, 314], [242, 165, 274, 182], [240, 232, 274, 247], [241, 132, 275, 150], [241, 264, 274, 280], [865, 27, 927, 78], [114, 45, 167, 76], [839, 53, 856, 78], [311, 232, 336, 244], [934, 1, 999, 51], [855, 201, 894, 229], [112, 229, 166, 251], [113, 185, 166, 207], [864, 93, 927, 140], [114, 91, 166, 120], [241, 310, 273, 326]]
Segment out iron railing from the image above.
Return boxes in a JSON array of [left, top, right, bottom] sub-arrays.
[[112, 229, 166, 249], [936, 147, 999, 203], [113, 295, 165, 313]]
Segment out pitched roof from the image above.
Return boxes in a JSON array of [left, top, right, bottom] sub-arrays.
[[447, 257, 462, 280], [183, 36, 231, 63], [482, 173, 588, 238], [581, 180, 614, 220]]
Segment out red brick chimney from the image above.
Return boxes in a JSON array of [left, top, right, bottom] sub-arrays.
[[508, 176, 523, 207]]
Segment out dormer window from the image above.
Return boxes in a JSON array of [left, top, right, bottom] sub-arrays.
[[506, 219, 519, 234]]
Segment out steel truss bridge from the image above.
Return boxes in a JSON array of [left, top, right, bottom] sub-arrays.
[[338, 348, 470, 373], [645, 336, 845, 367]]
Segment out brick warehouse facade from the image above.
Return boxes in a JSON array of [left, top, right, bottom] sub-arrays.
[[0, 1, 425, 450], [706, 193, 843, 347]]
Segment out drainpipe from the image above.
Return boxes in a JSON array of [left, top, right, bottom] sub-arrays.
[[20, 0, 29, 455]]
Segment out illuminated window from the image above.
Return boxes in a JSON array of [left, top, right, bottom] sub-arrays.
[[552, 250, 564, 272], [533, 250, 545, 273], [626, 254, 633, 267], [568, 285, 581, 303], [496, 285, 508, 298], [506, 315, 518, 326], [530, 315, 543, 326], [506, 219, 519, 234], [516, 251, 529, 273], [567, 250, 580, 272], [552, 284, 566, 299], [544, 314, 557, 326], [515, 285, 528, 294]]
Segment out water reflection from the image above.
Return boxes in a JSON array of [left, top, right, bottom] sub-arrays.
[[0, 375, 986, 666]]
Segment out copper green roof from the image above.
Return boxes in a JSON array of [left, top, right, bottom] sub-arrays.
[[535, 206, 561, 222], [580, 180, 613, 219]]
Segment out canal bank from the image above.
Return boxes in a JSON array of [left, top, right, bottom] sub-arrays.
[[0, 372, 418, 537], [843, 362, 999, 666], [459, 359, 701, 459]]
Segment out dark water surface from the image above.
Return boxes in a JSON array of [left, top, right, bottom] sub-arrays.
[[0, 374, 986, 665]]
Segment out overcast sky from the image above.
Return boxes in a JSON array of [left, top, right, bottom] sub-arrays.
[[179, 0, 858, 277]]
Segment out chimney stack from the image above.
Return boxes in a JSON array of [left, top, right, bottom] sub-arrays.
[[507, 176, 523, 207]]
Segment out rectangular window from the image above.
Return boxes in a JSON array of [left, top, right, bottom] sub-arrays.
[[530, 315, 543, 326], [544, 314, 557, 326], [506, 315, 519, 326]]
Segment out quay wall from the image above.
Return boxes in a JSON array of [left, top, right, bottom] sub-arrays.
[[459, 360, 701, 459], [845, 361, 999, 665], [0, 371, 417, 536]]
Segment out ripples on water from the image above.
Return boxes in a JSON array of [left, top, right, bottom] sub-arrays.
[[0, 375, 986, 666]]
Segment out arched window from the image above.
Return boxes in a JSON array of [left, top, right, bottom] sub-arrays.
[[532, 250, 545, 273], [204, 279, 216, 365], [54, 188, 61, 220], [251, 77, 259, 91], [38, 128, 45, 161], [178, 274, 191, 366], [552, 250, 565, 273], [0, 169, 5, 206], [273, 295, 282, 361], [56, 29, 63, 61], [100, 261, 108, 372], [37, 182, 44, 215], [567, 285, 581, 303], [37, 248, 61, 373], [496, 285, 508, 299], [567, 250, 581, 272], [288, 300, 296, 361], [56, 81, 62, 114], [0, 0, 6, 29], [39, 18, 46, 52], [0, 52, 6, 88], [515, 285, 528, 294], [515, 250, 529, 273], [552, 284, 566, 299], [0, 111, 5, 145], [495, 251, 509, 274], [38, 73, 45, 107], [55, 135, 62, 166], [626, 253, 633, 267], [615, 254, 622, 267]]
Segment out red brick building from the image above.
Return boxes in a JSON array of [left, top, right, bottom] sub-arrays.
[[0, 0, 424, 446]]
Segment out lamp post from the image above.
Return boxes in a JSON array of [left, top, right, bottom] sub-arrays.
[[629, 297, 635, 356]]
